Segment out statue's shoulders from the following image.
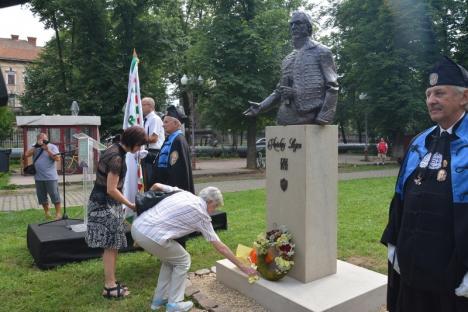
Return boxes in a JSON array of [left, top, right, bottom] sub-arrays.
[[282, 51, 296, 65], [307, 40, 332, 53]]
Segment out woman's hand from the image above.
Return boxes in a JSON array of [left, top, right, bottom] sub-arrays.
[[240, 265, 258, 277], [150, 183, 162, 191], [127, 203, 136, 211], [150, 183, 174, 193]]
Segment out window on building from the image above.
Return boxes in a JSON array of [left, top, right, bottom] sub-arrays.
[[48, 128, 60, 144], [27, 128, 40, 148], [7, 69, 15, 85], [8, 94, 16, 107]]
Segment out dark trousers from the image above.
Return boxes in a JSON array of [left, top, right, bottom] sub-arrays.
[[387, 263, 468, 312], [142, 149, 159, 191]]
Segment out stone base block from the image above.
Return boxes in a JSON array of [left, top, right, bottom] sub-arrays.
[[216, 259, 387, 312]]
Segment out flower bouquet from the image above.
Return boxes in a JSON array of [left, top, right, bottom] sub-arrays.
[[251, 226, 295, 281]]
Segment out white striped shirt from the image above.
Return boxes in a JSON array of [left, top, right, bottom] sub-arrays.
[[132, 191, 220, 246]]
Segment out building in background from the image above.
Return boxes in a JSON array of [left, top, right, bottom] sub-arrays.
[[0, 34, 42, 112]]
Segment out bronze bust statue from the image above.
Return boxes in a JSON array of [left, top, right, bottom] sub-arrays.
[[244, 11, 339, 125]]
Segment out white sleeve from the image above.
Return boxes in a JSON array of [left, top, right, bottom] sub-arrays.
[[455, 272, 468, 297], [148, 116, 157, 136], [50, 144, 60, 154], [387, 243, 400, 274], [154, 116, 164, 137]]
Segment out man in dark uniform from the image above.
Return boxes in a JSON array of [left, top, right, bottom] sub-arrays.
[[152, 105, 194, 193], [381, 56, 468, 312]]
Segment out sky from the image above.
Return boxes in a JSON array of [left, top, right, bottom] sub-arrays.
[[0, 4, 54, 46], [0, 2, 326, 48]]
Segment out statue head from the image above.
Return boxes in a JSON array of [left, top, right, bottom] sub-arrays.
[[290, 11, 313, 39]]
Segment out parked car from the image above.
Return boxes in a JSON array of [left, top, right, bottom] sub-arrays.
[[237, 138, 266, 158], [256, 138, 266, 151]]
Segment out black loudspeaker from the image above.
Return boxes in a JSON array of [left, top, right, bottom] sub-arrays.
[[0, 73, 8, 106], [27, 211, 228, 269]]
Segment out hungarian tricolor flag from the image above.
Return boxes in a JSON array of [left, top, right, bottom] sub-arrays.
[[123, 50, 144, 218], [123, 49, 143, 129]]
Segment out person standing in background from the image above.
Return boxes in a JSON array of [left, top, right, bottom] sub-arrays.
[[142, 97, 164, 191], [24, 133, 62, 220], [377, 137, 389, 165], [152, 105, 194, 193]]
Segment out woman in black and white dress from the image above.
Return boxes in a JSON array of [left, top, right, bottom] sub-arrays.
[[85, 126, 147, 299]]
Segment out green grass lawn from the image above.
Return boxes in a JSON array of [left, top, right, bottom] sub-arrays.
[[338, 163, 399, 172], [0, 177, 395, 311]]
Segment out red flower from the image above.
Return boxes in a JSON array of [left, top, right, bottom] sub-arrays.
[[279, 244, 292, 253]]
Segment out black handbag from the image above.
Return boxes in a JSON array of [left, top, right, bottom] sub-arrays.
[[135, 190, 180, 215], [23, 149, 44, 175], [145, 150, 159, 164]]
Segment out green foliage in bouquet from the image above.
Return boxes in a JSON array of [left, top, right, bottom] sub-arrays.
[[253, 226, 295, 281]]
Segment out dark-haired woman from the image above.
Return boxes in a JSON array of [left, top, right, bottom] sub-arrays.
[[85, 126, 147, 299]]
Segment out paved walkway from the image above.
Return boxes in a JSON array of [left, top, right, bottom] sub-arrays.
[[0, 162, 398, 212]]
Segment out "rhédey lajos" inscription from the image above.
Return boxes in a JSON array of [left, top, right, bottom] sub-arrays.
[[267, 137, 302, 152]]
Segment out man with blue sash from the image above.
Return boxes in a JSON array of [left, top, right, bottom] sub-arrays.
[[381, 56, 468, 312], [152, 105, 194, 193]]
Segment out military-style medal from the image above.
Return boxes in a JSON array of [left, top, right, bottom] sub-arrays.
[[437, 169, 447, 182], [414, 175, 422, 185]]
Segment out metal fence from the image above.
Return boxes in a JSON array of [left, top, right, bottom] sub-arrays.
[[0, 128, 23, 148]]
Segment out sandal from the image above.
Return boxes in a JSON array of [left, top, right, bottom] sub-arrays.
[[116, 281, 128, 291], [102, 284, 129, 299]]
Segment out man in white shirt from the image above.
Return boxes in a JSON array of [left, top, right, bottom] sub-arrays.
[[131, 183, 257, 312], [142, 97, 164, 191]]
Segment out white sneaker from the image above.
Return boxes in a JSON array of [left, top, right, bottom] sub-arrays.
[[150, 298, 168, 310], [166, 301, 194, 312]]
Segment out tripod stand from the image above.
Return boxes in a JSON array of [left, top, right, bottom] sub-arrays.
[[39, 151, 82, 227]]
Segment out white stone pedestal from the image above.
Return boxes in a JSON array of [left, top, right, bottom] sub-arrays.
[[216, 259, 387, 312], [216, 125, 386, 311], [266, 125, 337, 282]]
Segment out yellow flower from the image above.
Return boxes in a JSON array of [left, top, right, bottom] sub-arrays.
[[248, 275, 260, 284]]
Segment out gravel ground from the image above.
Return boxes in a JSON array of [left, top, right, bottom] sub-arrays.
[[188, 272, 268, 312], [188, 271, 387, 312]]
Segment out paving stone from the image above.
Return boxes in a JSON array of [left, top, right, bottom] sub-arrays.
[[185, 278, 193, 288], [210, 266, 216, 273], [193, 292, 208, 301], [195, 268, 211, 276], [185, 286, 200, 297], [197, 296, 218, 309], [209, 305, 231, 312], [188, 272, 196, 279]]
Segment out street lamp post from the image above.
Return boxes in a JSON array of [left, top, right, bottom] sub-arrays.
[[70, 100, 79, 116], [181, 74, 203, 170], [359, 93, 369, 161]]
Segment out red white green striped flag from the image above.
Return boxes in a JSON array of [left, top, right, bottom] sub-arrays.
[[123, 49, 143, 129], [123, 50, 144, 217]]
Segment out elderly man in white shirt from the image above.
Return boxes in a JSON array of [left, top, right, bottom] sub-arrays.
[[142, 97, 164, 191], [131, 183, 257, 312]]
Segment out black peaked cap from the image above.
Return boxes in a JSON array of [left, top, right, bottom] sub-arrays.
[[165, 105, 187, 124], [428, 56, 468, 88]]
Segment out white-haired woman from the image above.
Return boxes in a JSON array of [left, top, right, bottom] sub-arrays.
[[131, 183, 257, 312]]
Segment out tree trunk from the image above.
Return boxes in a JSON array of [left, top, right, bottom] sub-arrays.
[[392, 131, 407, 163], [356, 120, 363, 143], [339, 122, 347, 143], [232, 130, 238, 148], [52, 13, 67, 94], [246, 118, 257, 169]]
